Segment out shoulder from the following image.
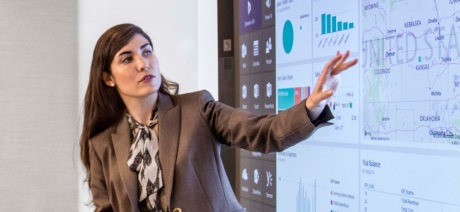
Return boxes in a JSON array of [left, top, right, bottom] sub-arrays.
[[171, 90, 215, 105], [89, 124, 117, 151]]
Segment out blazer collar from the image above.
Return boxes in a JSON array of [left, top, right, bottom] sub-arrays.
[[112, 116, 139, 211], [157, 92, 181, 210], [111, 92, 181, 211]]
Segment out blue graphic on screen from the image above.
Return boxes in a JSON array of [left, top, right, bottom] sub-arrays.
[[282, 20, 294, 54]]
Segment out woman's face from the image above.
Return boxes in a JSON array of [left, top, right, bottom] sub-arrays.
[[103, 33, 161, 101]]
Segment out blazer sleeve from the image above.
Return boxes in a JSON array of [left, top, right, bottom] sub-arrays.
[[88, 139, 113, 212], [198, 90, 333, 153]]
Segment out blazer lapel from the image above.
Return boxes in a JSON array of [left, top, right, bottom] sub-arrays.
[[157, 92, 181, 209], [112, 116, 139, 210]]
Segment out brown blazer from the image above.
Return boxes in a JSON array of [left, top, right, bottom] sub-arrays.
[[88, 90, 332, 212]]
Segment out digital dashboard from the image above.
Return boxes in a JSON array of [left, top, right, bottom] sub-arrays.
[[236, 0, 460, 211]]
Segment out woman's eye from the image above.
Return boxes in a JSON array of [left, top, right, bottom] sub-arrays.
[[121, 57, 132, 63], [143, 50, 152, 56]]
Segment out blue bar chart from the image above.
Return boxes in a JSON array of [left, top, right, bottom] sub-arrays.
[[321, 13, 354, 34]]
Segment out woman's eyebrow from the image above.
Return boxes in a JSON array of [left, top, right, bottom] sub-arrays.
[[117, 50, 132, 57], [140, 43, 151, 49], [117, 43, 151, 57]]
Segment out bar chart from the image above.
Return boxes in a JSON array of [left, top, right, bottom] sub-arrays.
[[321, 13, 354, 34], [311, 4, 359, 57], [296, 180, 316, 212]]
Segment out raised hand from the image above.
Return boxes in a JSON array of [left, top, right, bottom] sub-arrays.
[[305, 51, 358, 118]]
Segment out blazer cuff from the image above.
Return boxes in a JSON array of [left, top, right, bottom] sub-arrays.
[[311, 104, 334, 127]]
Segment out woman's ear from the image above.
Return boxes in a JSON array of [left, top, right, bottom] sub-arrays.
[[102, 72, 116, 87]]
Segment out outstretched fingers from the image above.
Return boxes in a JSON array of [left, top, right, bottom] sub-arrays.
[[332, 50, 358, 75]]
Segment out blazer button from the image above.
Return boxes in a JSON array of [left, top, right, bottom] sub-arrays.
[[173, 208, 182, 212]]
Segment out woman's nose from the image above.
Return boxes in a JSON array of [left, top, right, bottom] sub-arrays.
[[137, 57, 149, 72]]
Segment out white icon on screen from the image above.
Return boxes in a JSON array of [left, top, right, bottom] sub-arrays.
[[253, 40, 259, 56], [266, 0, 271, 8], [266, 37, 272, 54], [266, 171, 273, 187], [254, 169, 259, 184], [242, 84, 247, 99], [242, 168, 248, 180], [254, 83, 259, 99], [241, 44, 247, 58], [248, 1, 252, 15], [266, 82, 272, 98]]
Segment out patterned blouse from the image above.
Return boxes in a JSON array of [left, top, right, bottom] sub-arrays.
[[126, 109, 164, 212]]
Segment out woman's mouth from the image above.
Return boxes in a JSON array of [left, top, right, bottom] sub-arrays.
[[140, 75, 154, 83]]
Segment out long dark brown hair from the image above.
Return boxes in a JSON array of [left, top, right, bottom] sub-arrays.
[[80, 23, 178, 182]]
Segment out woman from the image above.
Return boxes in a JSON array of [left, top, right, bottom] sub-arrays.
[[80, 23, 357, 212]]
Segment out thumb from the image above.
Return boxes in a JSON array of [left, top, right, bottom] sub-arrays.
[[316, 90, 333, 102], [307, 90, 333, 109]]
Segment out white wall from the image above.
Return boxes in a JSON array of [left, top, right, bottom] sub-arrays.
[[77, 1, 217, 211], [0, 0, 78, 211], [197, 1, 218, 95]]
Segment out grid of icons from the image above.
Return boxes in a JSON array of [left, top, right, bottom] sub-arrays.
[[238, 0, 276, 211]]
